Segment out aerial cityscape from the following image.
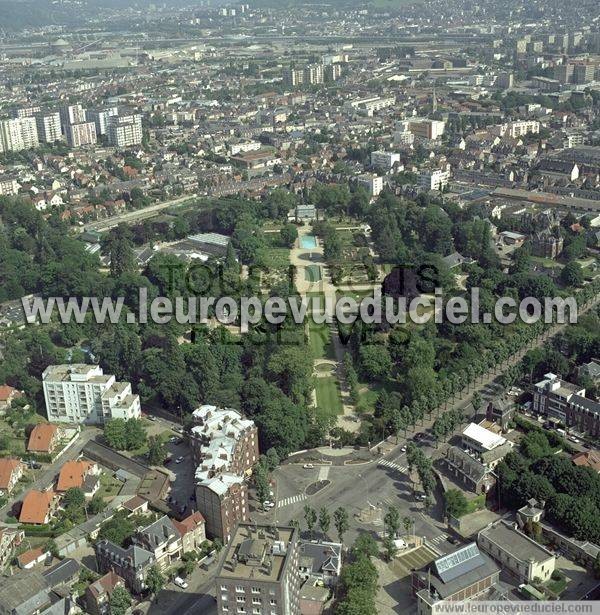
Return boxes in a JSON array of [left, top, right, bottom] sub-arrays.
[[0, 0, 600, 614]]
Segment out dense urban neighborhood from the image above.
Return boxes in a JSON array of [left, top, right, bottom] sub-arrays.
[[1, 0, 600, 614]]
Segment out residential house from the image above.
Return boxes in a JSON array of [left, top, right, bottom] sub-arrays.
[[19, 490, 59, 525], [27, 424, 61, 456], [85, 571, 126, 615], [56, 460, 100, 498], [0, 526, 24, 570], [298, 541, 342, 587], [173, 511, 206, 554], [0, 458, 25, 495], [478, 520, 555, 583], [95, 541, 155, 594], [17, 547, 48, 570], [0, 386, 23, 413], [131, 516, 182, 570], [572, 450, 600, 473], [486, 397, 515, 432], [578, 360, 600, 385]]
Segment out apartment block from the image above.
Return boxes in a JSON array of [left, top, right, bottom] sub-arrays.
[[87, 107, 119, 136], [370, 150, 401, 171], [357, 173, 384, 197], [107, 114, 143, 147], [0, 176, 19, 196], [408, 119, 446, 140], [304, 64, 324, 85], [216, 523, 301, 615], [35, 112, 63, 144], [533, 372, 585, 425], [0, 117, 39, 153], [283, 68, 304, 88], [191, 405, 259, 542], [66, 122, 97, 147], [60, 104, 87, 128], [418, 168, 450, 191], [42, 364, 141, 425]]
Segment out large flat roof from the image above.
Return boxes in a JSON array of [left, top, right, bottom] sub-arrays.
[[463, 423, 506, 451], [218, 523, 296, 584]]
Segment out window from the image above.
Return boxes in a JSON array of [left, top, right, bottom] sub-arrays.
[[251, 587, 260, 594], [237, 596, 245, 603], [236, 586, 245, 593]]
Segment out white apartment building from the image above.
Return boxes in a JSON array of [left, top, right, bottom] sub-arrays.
[[0, 117, 39, 153], [500, 120, 540, 138], [371, 150, 401, 171], [357, 174, 384, 197], [35, 112, 62, 143], [283, 68, 304, 87], [60, 104, 86, 129], [345, 96, 395, 115], [66, 122, 97, 147], [229, 140, 262, 156], [408, 119, 446, 140], [304, 64, 324, 85], [87, 107, 119, 135], [419, 168, 450, 191], [107, 114, 143, 147], [394, 130, 415, 146], [0, 176, 19, 196], [42, 364, 141, 425]]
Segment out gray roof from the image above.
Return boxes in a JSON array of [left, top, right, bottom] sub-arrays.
[[42, 559, 80, 587], [414, 545, 500, 600], [135, 515, 179, 548], [570, 394, 600, 415], [298, 541, 342, 576], [434, 543, 485, 583], [96, 540, 154, 569], [0, 571, 50, 615], [479, 520, 554, 564], [445, 446, 488, 483]]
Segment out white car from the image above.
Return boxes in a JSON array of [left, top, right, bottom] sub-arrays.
[[303, 463, 314, 469], [263, 501, 275, 509], [174, 576, 188, 589], [175, 456, 185, 464], [400, 446, 406, 453]]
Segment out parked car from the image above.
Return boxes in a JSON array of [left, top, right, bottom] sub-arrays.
[[303, 463, 314, 469], [174, 576, 188, 589], [262, 501, 275, 509], [447, 536, 460, 545], [400, 446, 406, 453], [175, 456, 185, 464], [148, 416, 157, 422]]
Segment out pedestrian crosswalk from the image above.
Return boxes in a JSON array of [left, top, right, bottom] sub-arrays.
[[277, 493, 307, 508], [378, 459, 408, 474], [427, 533, 449, 546]]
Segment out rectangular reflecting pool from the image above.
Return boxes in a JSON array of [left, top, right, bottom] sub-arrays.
[[300, 235, 317, 249]]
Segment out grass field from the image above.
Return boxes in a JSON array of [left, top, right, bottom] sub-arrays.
[[305, 265, 322, 282], [309, 319, 335, 360], [256, 246, 291, 272], [315, 377, 343, 419], [97, 472, 123, 501]]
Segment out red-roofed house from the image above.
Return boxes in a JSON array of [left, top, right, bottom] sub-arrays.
[[572, 450, 600, 473], [17, 546, 48, 569], [19, 490, 59, 524], [56, 460, 100, 497], [85, 571, 126, 615], [27, 424, 61, 455], [173, 510, 206, 553], [0, 385, 23, 412], [0, 458, 25, 495]]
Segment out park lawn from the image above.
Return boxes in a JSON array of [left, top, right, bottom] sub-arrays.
[[256, 245, 290, 271], [309, 319, 335, 361], [546, 573, 568, 596], [531, 256, 563, 269], [315, 377, 343, 420], [97, 472, 123, 500], [464, 494, 486, 515], [129, 429, 171, 459]]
